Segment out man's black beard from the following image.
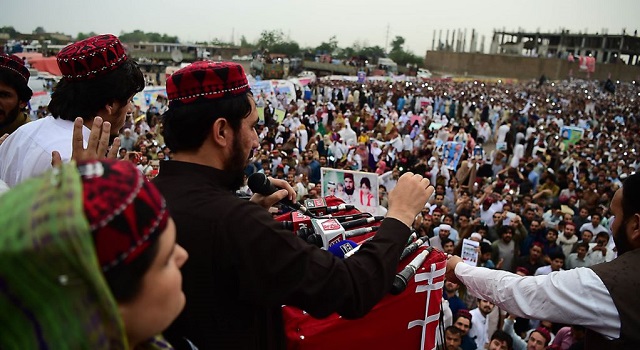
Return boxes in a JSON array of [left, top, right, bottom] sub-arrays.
[[345, 186, 354, 195], [225, 135, 249, 191], [613, 218, 633, 256], [0, 104, 21, 128]]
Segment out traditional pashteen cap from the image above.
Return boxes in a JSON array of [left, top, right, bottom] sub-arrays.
[[57, 34, 127, 81], [455, 309, 473, 322], [533, 326, 551, 344], [0, 53, 30, 82], [79, 159, 169, 272], [166, 60, 250, 107]]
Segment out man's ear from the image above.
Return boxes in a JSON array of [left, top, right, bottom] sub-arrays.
[[19, 101, 27, 110], [103, 101, 117, 116], [211, 118, 230, 147], [630, 213, 640, 245]]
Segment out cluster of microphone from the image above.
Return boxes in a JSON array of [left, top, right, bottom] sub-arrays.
[[248, 172, 431, 295]]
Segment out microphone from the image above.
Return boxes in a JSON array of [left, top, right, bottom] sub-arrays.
[[341, 216, 385, 229], [306, 218, 345, 249], [248, 173, 306, 212], [332, 213, 371, 222], [281, 221, 294, 230], [390, 248, 432, 295], [327, 240, 358, 259], [290, 211, 312, 231], [326, 204, 356, 214], [304, 197, 328, 216], [343, 236, 374, 258], [399, 238, 425, 261], [344, 226, 379, 239]]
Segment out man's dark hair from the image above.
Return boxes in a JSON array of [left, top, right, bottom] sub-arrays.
[[490, 330, 513, 350], [595, 231, 610, 241], [0, 70, 33, 102], [576, 241, 589, 251], [549, 250, 565, 261], [162, 93, 253, 152], [441, 238, 454, 247], [480, 241, 492, 254], [48, 59, 144, 121], [499, 226, 514, 236], [445, 325, 463, 337]]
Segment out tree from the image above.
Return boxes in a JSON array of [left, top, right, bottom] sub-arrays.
[[0, 26, 19, 37], [359, 45, 386, 61], [315, 35, 338, 55], [390, 36, 405, 53], [77, 32, 97, 40], [119, 30, 178, 43], [257, 29, 285, 49], [272, 41, 300, 57], [240, 35, 253, 48], [33, 26, 46, 35]]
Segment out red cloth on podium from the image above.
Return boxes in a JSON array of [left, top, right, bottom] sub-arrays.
[[276, 196, 446, 350]]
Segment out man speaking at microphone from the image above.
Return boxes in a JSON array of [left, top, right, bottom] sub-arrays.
[[153, 61, 434, 349]]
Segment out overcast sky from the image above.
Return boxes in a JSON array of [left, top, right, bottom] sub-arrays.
[[3, 0, 639, 55]]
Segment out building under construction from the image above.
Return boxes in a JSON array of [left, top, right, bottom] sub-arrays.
[[489, 29, 640, 65], [431, 28, 640, 66]]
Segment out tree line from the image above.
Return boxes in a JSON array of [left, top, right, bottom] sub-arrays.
[[1, 26, 423, 67]]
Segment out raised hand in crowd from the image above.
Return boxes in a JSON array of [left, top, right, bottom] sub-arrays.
[[51, 117, 120, 167]]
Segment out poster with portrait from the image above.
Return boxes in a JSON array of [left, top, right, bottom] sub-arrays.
[[560, 126, 584, 147], [461, 239, 479, 266], [441, 141, 465, 171], [321, 168, 379, 215]]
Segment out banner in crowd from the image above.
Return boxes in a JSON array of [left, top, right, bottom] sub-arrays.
[[274, 109, 287, 123], [441, 141, 465, 170], [132, 86, 167, 112], [578, 56, 596, 73], [357, 70, 367, 83], [321, 168, 379, 214], [560, 126, 584, 147], [273, 80, 297, 104], [250, 80, 274, 98], [256, 106, 265, 123]]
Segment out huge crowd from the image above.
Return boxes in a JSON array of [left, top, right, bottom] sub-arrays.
[[113, 74, 639, 350], [1, 32, 639, 349]]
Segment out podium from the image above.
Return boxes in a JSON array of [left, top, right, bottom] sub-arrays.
[[276, 197, 446, 350]]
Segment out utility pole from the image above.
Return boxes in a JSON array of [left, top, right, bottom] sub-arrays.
[[385, 23, 390, 53]]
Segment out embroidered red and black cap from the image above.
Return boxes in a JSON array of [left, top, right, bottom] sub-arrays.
[[79, 159, 169, 272], [57, 34, 127, 81], [166, 61, 250, 107], [0, 53, 30, 82]]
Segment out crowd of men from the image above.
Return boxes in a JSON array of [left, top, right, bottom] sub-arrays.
[[1, 32, 639, 349]]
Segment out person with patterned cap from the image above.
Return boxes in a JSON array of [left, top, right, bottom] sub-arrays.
[[452, 309, 477, 350], [0, 159, 190, 349], [446, 173, 640, 349], [0, 53, 32, 137], [152, 60, 434, 349], [0, 34, 144, 188]]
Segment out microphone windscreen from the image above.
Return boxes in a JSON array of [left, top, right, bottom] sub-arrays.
[[247, 172, 270, 195], [327, 240, 358, 259]]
